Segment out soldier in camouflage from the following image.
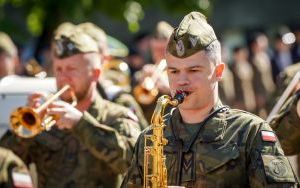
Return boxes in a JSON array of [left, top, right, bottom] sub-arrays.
[[0, 147, 33, 188], [0, 28, 141, 188], [133, 21, 173, 123], [269, 63, 300, 155], [77, 22, 149, 130], [121, 12, 298, 187]]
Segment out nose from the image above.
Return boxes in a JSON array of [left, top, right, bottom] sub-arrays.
[[176, 72, 190, 86], [56, 70, 71, 84]]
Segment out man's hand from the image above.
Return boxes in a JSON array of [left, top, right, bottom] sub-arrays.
[[47, 101, 83, 130]]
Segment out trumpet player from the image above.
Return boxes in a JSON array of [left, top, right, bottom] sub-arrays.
[[0, 28, 141, 188], [133, 21, 174, 122], [122, 12, 298, 187]]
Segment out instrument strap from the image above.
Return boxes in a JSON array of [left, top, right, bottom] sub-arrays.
[[170, 105, 229, 184]]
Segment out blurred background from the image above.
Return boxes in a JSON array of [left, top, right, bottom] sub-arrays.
[[1, 0, 300, 121], [0, 0, 299, 65]]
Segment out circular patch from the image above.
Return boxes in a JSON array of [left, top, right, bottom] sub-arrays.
[[269, 159, 288, 177]]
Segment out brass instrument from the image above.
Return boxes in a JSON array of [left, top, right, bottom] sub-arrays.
[[144, 91, 186, 188], [10, 85, 77, 138], [266, 70, 300, 123], [134, 59, 167, 105], [102, 59, 131, 88]]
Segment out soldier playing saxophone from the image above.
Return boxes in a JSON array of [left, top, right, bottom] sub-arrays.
[[121, 11, 298, 188]]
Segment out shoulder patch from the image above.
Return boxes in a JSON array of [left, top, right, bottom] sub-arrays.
[[261, 130, 277, 142], [12, 170, 33, 188], [261, 154, 296, 183]]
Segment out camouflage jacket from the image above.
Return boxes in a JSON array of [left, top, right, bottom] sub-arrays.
[[122, 103, 298, 188], [97, 82, 148, 130], [0, 93, 141, 188], [269, 63, 300, 155], [0, 147, 32, 188]]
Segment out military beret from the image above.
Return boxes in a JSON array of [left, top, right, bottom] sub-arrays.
[[0, 32, 17, 57], [167, 11, 217, 58], [153, 21, 173, 40], [53, 29, 99, 59], [77, 22, 108, 54], [53, 22, 76, 40]]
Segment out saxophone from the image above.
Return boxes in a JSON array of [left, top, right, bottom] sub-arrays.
[[144, 91, 186, 188]]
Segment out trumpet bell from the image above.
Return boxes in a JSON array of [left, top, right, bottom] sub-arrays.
[[133, 85, 159, 105], [10, 107, 43, 138]]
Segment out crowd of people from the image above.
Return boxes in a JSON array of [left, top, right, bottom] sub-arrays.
[[0, 10, 299, 188]]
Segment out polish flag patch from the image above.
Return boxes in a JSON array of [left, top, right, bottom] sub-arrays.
[[261, 131, 277, 142], [12, 171, 33, 188]]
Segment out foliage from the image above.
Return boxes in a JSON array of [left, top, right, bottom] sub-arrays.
[[0, 0, 213, 42]]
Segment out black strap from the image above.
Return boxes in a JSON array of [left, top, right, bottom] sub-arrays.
[[170, 105, 229, 184]]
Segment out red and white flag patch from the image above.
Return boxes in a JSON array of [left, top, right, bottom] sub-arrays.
[[261, 131, 277, 142], [12, 171, 33, 188]]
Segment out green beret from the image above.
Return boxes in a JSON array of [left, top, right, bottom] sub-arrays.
[[53, 29, 98, 59], [167, 11, 217, 58], [153, 21, 173, 40], [0, 32, 17, 57]]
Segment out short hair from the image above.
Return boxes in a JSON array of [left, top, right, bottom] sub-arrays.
[[204, 40, 222, 65]]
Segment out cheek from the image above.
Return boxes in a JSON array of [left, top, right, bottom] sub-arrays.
[[167, 75, 177, 86]]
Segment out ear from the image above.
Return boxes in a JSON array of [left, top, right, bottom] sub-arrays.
[[215, 62, 225, 81], [93, 68, 101, 81]]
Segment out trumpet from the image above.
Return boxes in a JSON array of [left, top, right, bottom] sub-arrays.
[[133, 59, 167, 105], [10, 85, 77, 138], [144, 91, 186, 188]]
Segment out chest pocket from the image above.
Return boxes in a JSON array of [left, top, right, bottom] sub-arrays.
[[196, 142, 240, 174]]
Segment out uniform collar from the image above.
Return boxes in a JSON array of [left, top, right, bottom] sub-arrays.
[[170, 100, 228, 145]]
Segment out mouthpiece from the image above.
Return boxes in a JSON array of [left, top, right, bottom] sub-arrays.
[[173, 90, 187, 104]]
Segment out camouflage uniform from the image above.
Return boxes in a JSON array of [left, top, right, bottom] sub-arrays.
[[77, 22, 149, 130], [123, 103, 297, 187], [231, 47, 256, 113], [250, 33, 276, 117], [1, 29, 141, 188], [0, 147, 33, 188], [97, 82, 148, 130], [122, 12, 298, 188], [218, 65, 235, 106], [269, 63, 300, 155]]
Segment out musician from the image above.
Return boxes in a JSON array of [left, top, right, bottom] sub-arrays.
[[122, 12, 298, 187], [133, 21, 173, 122], [0, 28, 141, 188], [0, 147, 33, 188], [269, 63, 300, 155], [76, 22, 148, 130]]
